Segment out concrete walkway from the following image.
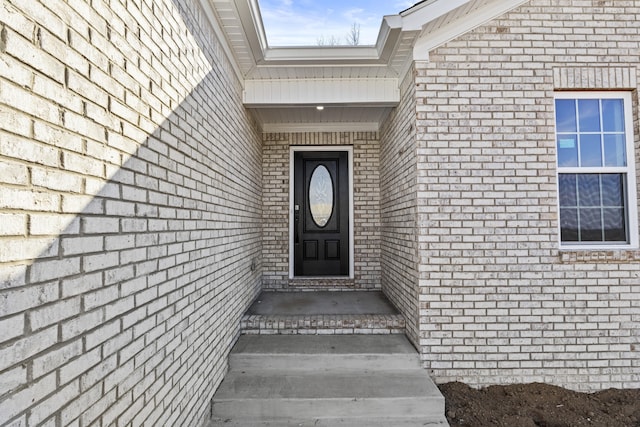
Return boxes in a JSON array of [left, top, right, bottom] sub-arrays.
[[209, 291, 450, 426]]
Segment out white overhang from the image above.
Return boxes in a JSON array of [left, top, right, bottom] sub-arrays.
[[202, 0, 531, 131], [244, 78, 400, 107]]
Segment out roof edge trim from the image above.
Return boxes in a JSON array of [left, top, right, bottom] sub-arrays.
[[413, 0, 530, 60]]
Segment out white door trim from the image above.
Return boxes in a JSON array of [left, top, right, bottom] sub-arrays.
[[289, 146, 354, 279]]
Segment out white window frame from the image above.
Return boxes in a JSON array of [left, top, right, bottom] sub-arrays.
[[554, 91, 639, 250]]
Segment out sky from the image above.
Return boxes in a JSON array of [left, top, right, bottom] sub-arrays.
[[257, 0, 417, 46]]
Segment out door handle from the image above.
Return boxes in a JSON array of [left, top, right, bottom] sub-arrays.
[[294, 205, 300, 244]]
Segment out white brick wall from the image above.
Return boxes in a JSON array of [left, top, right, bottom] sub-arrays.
[[415, 0, 640, 391], [0, 0, 261, 426], [380, 68, 421, 346]]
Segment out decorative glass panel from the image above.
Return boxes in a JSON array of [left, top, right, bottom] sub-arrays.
[[309, 165, 333, 227]]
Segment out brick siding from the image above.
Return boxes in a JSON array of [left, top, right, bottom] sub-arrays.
[[380, 68, 421, 347], [415, 0, 640, 390], [0, 0, 262, 425]]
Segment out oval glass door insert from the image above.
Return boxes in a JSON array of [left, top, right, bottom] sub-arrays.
[[309, 165, 334, 227]]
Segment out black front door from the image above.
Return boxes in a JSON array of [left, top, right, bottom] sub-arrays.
[[294, 151, 349, 276]]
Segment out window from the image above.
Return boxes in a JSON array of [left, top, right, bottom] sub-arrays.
[[554, 92, 638, 248]]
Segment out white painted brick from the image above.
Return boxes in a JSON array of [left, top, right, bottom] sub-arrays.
[[0, 213, 26, 236], [29, 257, 81, 283], [30, 297, 81, 331], [0, 187, 60, 212], [31, 167, 84, 193], [29, 213, 79, 236], [0, 327, 57, 372], [1, 0, 260, 424], [81, 216, 120, 234], [3, 28, 65, 84], [61, 236, 104, 256], [59, 347, 101, 385], [83, 285, 119, 311], [32, 339, 82, 380], [0, 159, 29, 185], [0, 237, 57, 263], [28, 380, 80, 426], [0, 315, 24, 345], [82, 251, 119, 272], [0, 364, 27, 397], [0, 373, 56, 423], [0, 81, 61, 125], [0, 284, 58, 317], [61, 309, 104, 341], [63, 150, 105, 177], [60, 382, 102, 426]]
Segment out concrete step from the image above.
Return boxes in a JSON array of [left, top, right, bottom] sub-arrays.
[[211, 335, 448, 425], [208, 416, 449, 426], [230, 335, 420, 371], [247, 291, 400, 316], [212, 370, 445, 420]]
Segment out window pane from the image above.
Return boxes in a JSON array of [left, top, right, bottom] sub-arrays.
[[555, 95, 633, 246], [603, 208, 626, 241], [579, 208, 603, 241], [601, 174, 624, 207], [604, 134, 626, 167], [560, 208, 579, 241], [555, 99, 577, 132], [558, 174, 577, 207], [557, 135, 578, 167], [577, 174, 601, 207], [602, 99, 624, 132], [579, 134, 602, 167], [578, 99, 601, 132]]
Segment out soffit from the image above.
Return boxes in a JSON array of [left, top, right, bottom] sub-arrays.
[[205, 0, 424, 80], [201, 0, 529, 130]]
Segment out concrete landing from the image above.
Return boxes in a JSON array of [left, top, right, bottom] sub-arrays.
[[209, 335, 449, 426], [247, 291, 399, 315]]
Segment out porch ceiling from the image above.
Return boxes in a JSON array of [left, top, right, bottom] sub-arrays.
[[200, 0, 530, 131]]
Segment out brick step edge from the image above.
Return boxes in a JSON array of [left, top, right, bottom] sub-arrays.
[[241, 314, 406, 334]]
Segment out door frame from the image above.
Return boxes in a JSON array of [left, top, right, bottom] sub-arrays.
[[289, 146, 354, 279]]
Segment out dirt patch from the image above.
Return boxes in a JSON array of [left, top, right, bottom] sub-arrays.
[[439, 382, 640, 427]]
